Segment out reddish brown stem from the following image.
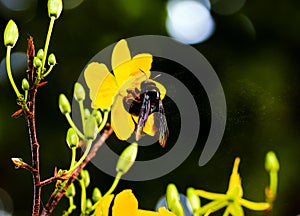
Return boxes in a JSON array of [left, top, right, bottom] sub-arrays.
[[26, 37, 42, 216], [41, 127, 113, 216]]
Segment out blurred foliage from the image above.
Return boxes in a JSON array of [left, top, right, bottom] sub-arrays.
[[0, 0, 300, 215]]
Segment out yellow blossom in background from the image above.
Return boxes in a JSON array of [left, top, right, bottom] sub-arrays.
[[95, 189, 175, 216], [84, 39, 166, 141]]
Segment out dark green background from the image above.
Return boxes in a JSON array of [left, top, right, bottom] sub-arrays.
[[0, 0, 299, 215]]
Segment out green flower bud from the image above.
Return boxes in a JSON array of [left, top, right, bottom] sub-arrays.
[[59, 94, 71, 114], [187, 187, 200, 212], [265, 151, 280, 172], [86, 199, 92, 211], [84, 115, 98, 140], [33, 57, 42, 68], [22, 78, 30, 91], [48, 0, 63, 19], [4, 20, 19, 47], [37, 49, 44, 60], [170, 199, 184, 216], [116, 142, 138, 175], [74, 82, 85, 102], [80, 170, 90, 188], [66, 183, 76, 198], [166, 183, 179, 210], [66, 128, 79, 148], [92, 109, 102, 125], [92, 187, 102, 202], [84, 108, 91, 119], [48, 53, 56, 66]]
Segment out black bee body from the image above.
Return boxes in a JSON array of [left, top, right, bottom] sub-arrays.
[[123, 79, 168, 147]]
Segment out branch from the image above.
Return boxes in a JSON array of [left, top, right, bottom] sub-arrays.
[[26, 37, 42, 216], [40, 126, 113, 216]]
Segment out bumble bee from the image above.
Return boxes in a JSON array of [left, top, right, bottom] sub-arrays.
[[123, 76, 169, 147]]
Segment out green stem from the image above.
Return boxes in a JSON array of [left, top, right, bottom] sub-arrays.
[[68, 140, 92, 173], [70, 147, 76, 169], [65, 113, 85, 139], [269, 171, 278, 198], [41, 17, 55, 71], [63, 197, 76, 216], [104, 172, 122, 197], [90, 172, 122, 212], [98, 111, 109, 132], [6, 46, 21, 98], [195, 200, 228, 215], [42, 65, 54, 77], [24, 90, 28, 102], [79, 179, 87, 214], [79, 101, 85, 132]]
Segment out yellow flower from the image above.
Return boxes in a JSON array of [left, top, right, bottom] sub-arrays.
[[194, 158, 271, 216], [95, 189, 175, 216], [84, 39, 166, 141]]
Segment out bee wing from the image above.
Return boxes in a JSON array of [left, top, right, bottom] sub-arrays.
[[136, 95, 151, 141], [158, 100, 169, 148]]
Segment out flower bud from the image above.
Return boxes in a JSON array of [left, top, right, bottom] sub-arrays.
[[84, 115, 98, 140], [22, 78, 30, 91], [166, 183, 179, 209], [265, 151, 280, 172], [92, 187, 102, 202], [11, 158, 23, 168], [37, 49, 44, 59], [81, 170, 90, 188], [170, 199, 185, 216], [74, 82, 85, 102], [116, 142, 138, 175], [48, 53, 56, 66], [66, 183, 76, 198], [33, 57, 42, 68], [92, 109, 102, 125], [86, 199, 92, 211], [4, 20, 19, 47], [66, 128, 79, 148], [84, 108, 91, 119], [59, 94, 71, 114], [48, 0, 63, 19], [187, 187, 200, 212]]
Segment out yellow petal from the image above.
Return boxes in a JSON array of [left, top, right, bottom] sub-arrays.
[[158, 207, 176, 215], [84, 62, 118, 109], [95, 194, 114, 216], [239, 198, 270, 211], [112, 189, 138, 216], [112, 39, 131, 72], [111, 94, 135, 140], [137, 210, 159, 216], [227, 158, 242, 197], [114, 54, 152, 87], [118, 73, 149, 96]]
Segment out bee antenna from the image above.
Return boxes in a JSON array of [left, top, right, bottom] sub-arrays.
[[152, 74, 161, 80], [139, 68, 149, 79]]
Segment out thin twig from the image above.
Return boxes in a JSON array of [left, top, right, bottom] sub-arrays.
[[41, 127, 113, 216], [38, 175, 69, 187], [26, 37, 42, 216]]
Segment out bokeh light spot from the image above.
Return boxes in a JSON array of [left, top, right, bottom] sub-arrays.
[[212, 0, 246, 15], [166, 0, 215, 44], [64, 0, 85, 10], [0, 188, 13, 216], [0, 52, 27, 84], [0, 0, 37, 22]]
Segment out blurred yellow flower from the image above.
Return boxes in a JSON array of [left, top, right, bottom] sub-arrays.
[[95, 189, 174, 216], [84, 39, 166, 141]]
